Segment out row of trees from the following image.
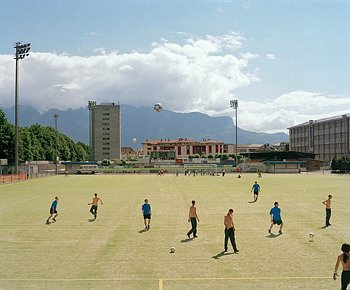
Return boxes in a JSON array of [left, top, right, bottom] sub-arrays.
[[0, 109, 90, 164], [331, 154, 350, 171]]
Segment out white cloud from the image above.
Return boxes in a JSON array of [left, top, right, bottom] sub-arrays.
[[0, 33, 253, 114], [219, 90, 350, 133], [85, 32, 97, 37], [266, 53, 276, 60], [243, 1, 252, 9], [240, 52, 259, 60], [0, 34, 348, 133]]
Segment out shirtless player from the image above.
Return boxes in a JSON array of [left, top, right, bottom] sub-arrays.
[[323, 195, 332, 227], [88, 193, 103, 220], [187, 200, 200, 238]]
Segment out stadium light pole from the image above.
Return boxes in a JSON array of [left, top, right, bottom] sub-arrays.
[[230, 99, 238, 165], [54, 113, 59, 174], [14, 42, 31, 174]]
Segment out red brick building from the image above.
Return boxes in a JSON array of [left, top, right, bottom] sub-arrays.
[[142, 138, 231, 160]]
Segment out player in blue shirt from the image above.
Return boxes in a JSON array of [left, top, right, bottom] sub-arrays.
[[46, 196, 59, 224], [251, 181, 260, 202], [142, 199, 151, 230], [268, 201, 283, 234]]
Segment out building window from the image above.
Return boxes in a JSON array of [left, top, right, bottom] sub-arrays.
[[102, 123, 110, 125]]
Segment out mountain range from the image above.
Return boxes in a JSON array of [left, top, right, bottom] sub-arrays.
[[1, 105, 289, 148]]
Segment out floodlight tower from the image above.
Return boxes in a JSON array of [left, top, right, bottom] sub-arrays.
[[14, 42, 31, 174], [54, 113, 59, 174], [230, 99, 238, 165]]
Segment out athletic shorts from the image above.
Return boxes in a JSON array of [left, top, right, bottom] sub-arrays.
[[254, 191, 259, 195], [50, 207, 57, 214], [143, 214, 151, 219], [273, 220, 283, 225]]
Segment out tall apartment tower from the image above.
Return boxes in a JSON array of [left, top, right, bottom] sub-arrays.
[[88, 101, 121, 161], [288, 114, 350, 164]]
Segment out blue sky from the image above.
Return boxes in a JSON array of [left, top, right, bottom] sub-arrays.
[[0, 0, 349, 132]]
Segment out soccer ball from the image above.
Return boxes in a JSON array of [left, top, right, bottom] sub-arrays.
[[154, 103, 163, 112], [309, 232, 315, 238], [170, 246, 176, 253], [132, 138, 137, 144]]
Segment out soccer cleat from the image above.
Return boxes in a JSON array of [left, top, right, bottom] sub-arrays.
[[52, 219, 56, 223], [194, 235, 198, 238], [224, 249, 228, 253], [46, 220, 50, 224], [279, 230, 282, 234], [147, 225, 150, 230], [268, 229, 271, 234], [234, 250, 239, 254]]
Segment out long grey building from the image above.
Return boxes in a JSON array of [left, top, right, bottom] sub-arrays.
[[88, 101, 121, 161], [288, 114, 350, 164]]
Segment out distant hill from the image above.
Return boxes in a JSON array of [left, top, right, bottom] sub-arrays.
[[2, 105, 288, 148]]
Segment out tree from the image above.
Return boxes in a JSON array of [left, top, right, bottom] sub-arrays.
[[0, 109, 15, 164], [0, 109, 91, 163], [331, 154, 350, 171]]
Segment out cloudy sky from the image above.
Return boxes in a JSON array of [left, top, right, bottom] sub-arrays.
[[1, 0, 349, 133]]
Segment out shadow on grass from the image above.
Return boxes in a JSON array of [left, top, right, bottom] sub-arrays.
[[181, 238, 194, 243], [212, 251, 234, 259], [138, 229, 148, 233], [266, 233, 282, 238], [180, 238, 194, 243], [88, 218, 95, 222], [320, 226, 328, 229], [248, 201, 256, 204]]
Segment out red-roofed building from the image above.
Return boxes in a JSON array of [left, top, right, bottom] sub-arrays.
[[142, 138, 230, 161]]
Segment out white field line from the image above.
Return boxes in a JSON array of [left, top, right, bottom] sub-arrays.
[[0, 276, 331, 282]]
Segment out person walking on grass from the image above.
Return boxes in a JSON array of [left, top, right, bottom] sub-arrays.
[[224, 209, 239, 253], [142, 199, 151, 230], [323, 194, 333, 227], [89, 193, 103, 220], [251, 181, 260, 202], [46, 196, 59, 224], [268, 202, 283, 234], [187, 200, 199, 238], [333, 243, 350, 290]]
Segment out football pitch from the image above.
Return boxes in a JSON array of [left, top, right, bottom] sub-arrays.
[[0, 173, 349, 290]]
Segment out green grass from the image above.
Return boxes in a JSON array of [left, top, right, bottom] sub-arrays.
[[0, 173, 349, 290]]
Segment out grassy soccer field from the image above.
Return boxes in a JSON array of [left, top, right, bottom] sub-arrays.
[[0, 173, 349, 290]]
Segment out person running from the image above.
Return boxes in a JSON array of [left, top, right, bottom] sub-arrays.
[[224, 209, 239, 253], [323, 195, 333, 227], [142, 199, 151, 230], [257, 169, 262, 178], [251, 181, 260, 202], [46, 196, 59, 224], [268, 202, 283, 234], [187, 200, 200, 238], [88, 193, 103, 220], [334, 243, 350, 290]]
